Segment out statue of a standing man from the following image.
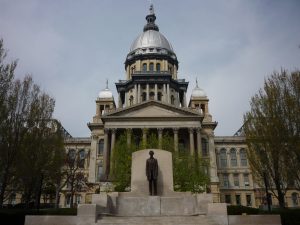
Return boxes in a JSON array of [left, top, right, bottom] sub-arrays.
[[146, 150, 158, 195]]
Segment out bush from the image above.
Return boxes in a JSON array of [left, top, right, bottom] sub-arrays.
[[0, 208, 77, 225], [227, 205, 300, 225], [227, 205, 260, 215]]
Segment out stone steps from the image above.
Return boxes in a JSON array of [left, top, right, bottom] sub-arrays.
[[97, 215, 220, 225]]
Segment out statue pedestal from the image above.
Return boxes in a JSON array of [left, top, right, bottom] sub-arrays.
[[116, 195, 202, 216]]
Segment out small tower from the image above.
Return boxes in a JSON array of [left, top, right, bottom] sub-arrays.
[[93, 80, 116, 123], [189, 79, 208, 111]]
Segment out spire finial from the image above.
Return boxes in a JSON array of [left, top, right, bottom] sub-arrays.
[[149, 3, 154, 15], [196, 78, 199, 88], [144, 1, 159, 32], [106, 79, 108, 89]]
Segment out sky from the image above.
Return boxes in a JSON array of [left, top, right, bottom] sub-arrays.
[[0, 0, 299, 137]]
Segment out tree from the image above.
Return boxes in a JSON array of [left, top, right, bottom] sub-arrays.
[[0, 39, 64, 208], [63, 149, 89, 208], [244, 69, 300, 208]]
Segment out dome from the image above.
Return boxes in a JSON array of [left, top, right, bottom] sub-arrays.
[[191, 81, 207, 98], [99, 88, 113, 99], [130, 30, 174, 53]]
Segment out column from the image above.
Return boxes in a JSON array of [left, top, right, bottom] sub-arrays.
[[189, 128, 195, 156], [146, 84, 149, 101], [154, 84, 158, 100], [110, 129, 116, 172], [163, 84, 166, 102], [167, 84, 170, 103], [118, 92, 122, 108], [173, 128, 179, 152], [208, 133, 219, 182], [196, 127, 202, 157], [125, 92, 128, 107], [127, 128, 132, 146], [158, 128, 163, 149], [138, 84, 141, 104], [142, 128, 147, 147], [183, 91, 187, 107], [103, 128, 109, 180], [134, 84, 138, 104]]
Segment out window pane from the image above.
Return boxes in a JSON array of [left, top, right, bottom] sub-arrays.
[[220, 149, 227, 167], [142, 63, 147, 72], [149, 63, 154, 71], [244, 174, 249, 187], [236, 195, 241, 205], [223, 174, 229, 187], [225, 195, 231, 204], [240, 149, 248, 166], [246, 195, 252, 206], [234, 174, 239, 187], [98, 140, 104, 155], [230, 148, 237, 167], [156, 63, 160, 72]]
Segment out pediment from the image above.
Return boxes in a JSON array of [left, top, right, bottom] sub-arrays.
[[103, 101, 201, 118]]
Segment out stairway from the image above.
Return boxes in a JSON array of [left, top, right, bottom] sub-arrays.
[[97, 215, 220, 225]]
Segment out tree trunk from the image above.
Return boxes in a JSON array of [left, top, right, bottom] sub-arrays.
[[0, 178, 8, 208], [0, 165, 10, 207], [70, 182, 74, 208], [34, 174, 44, 209], [55, 188, 60, 209], [274, 179, 286, 208]]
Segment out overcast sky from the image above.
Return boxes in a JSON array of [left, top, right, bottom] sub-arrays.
[[1, 0, 299, 137]]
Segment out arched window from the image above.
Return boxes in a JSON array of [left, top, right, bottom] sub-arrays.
[[157, 92, 162, 101], [171, 95, 175, 105], [98, 140, 104, 156], [68, 149, 76, 160], [156, 63, 160, 72], [129, 95, 134, 106], [220, 148, 227, 168], [149, 63, 154, 72], [142, 92, 147, 102], [292, 193, 299, 206], [230, 148, 237, 167], [240, 148, 248, 166], [149, 92, 155, 100], [78, 149, 85, 168], [202, 138, 208, 156], [142, 63, 147, 72]]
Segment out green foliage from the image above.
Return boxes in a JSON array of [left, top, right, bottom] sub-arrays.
[[227, 205, 260, 215], [111, 134, 136, 191], [173, 151, 210, 193]]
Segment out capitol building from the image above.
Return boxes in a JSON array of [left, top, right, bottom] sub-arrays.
[[61, 5, 299, 209]]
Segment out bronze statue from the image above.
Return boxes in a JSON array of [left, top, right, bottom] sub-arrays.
[[146, 150, 158, 195]]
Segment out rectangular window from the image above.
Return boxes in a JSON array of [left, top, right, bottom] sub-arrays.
[[244, 174, 249, 187], [225, 195, 231, 204], [234, 174, 239, 187], [236, 195, 241, 205], [97, 165, 103, 182], [246, 195, 252, 206], [223, 174, 229, 188], [98, 140, 104, 156]]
